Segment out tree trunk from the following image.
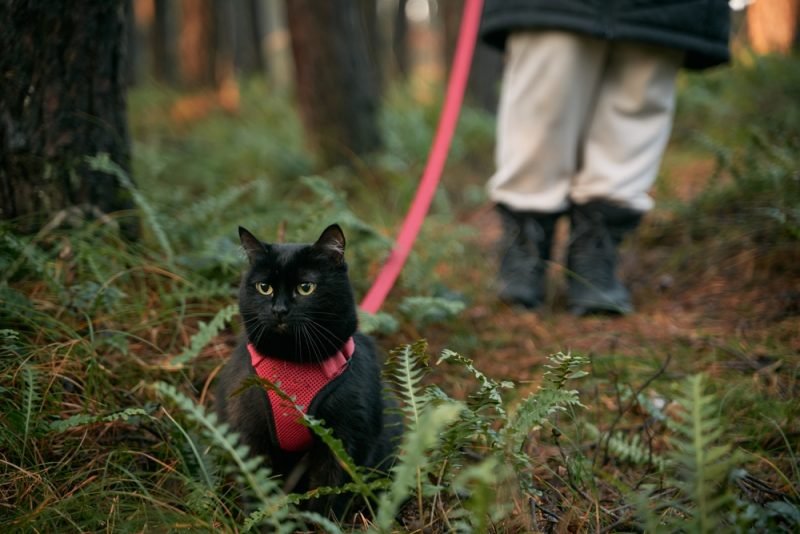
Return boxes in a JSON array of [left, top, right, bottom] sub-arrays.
[[0, 0, 138, 238], [359, 0, 384, 97], [747, 0, 799, 54], [234, 0, 267, 76], [393, 0, 410, 79], [180, 0, 215, 87], [286, 0, 381, 167], [441, 0, 503, 113], [152, 0, 179, 84]]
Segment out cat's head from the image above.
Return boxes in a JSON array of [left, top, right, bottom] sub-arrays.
[[237, 224, 358, 363]]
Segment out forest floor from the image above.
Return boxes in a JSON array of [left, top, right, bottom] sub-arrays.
[[3, 54, 799, 532]]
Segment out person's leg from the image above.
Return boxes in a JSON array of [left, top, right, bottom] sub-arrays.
[[490, 31, 606, 213], [567, 41, 684, 315], [490, 31, 606, 308]]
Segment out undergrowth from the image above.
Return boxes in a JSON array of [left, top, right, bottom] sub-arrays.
[[2, 55, 799, 531]]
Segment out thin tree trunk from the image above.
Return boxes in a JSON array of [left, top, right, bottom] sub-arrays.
[[234, 0, 267, 76], [180, 0, 215, 87], [286, 0, 381, 167], [152, 0, 179, 83], [747, 0, 799, 54], [441, 0, 502, 113], [393, 0, 410, 79], [0, 0, 138, 238], [359, 0, 384, 98]]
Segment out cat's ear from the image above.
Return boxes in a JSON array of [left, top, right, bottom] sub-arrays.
[[313, 224, 346, 264], [239, 226, 269, 264]]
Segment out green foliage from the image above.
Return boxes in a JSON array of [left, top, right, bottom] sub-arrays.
[[398, 295, 466, 327], [3, 56, 798, 532], [48, 406, 154, 434], [358, 310, 399, 335], [88, 153, 175, 263], [636, 374, 744, 532], [373, 402, 464, 532], [154, 382, 301, 532], [169, 303, 238, 367], [378, 342, 590, 530]]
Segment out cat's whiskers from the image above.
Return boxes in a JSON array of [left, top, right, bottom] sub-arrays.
[[299, 318, 340, 364], [298, 323, 324, 364]]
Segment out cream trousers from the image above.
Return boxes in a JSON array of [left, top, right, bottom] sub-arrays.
[[488, 31, 684, 213]]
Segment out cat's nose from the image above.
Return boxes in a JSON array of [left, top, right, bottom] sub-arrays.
[[272, 303, 288, 318]]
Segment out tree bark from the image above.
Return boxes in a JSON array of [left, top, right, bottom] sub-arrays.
[[441, 0, 503, 113], [152, 0, 179, 84], [234, 0, 267, 76], [359, 0, 384, 97], [286, 0, 382, 167], [180, 0, 215, 87], [0, 0, 138, 238], [393, 0, 410, 79]]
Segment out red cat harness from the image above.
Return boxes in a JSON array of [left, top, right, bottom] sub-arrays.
[[248, 338, 355, 452]]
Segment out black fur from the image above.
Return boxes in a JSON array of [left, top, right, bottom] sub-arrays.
[[215, 224, 400, 517]]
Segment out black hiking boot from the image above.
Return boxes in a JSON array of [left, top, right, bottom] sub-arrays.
[[495, 204, 560, 310], [567, 201, 642, 316]]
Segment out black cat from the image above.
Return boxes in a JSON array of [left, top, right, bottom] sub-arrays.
[[215, 224, 400, 517]]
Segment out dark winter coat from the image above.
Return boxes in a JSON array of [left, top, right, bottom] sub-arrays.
[[480, 0, 730, 70]]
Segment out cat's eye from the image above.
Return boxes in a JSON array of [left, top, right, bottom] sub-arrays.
[[296, 282, 316, 296], [255, 282, 273, 296]]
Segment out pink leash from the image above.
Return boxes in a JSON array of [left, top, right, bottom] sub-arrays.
[[360, 0, 484, 314]]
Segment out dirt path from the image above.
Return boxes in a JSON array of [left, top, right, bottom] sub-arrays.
[[422, 156, 800, 390]]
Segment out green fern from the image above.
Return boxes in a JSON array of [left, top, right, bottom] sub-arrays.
[[21, 364, 41, 458], [372, 401, 463, 532], [636, 374, 742, 532], [87, 153, 175, 262], [438, 348, 513, 417], [358, 309, 399, 335], [669, 374, 740, 532], [49, 406, 153, 434], [583, 422, 666, 470], [180, 181, 258, 226], [169, 303, 238, 367], [503, 353, 588, 452], [153, 381, 291, 531], [384, 340, 431, 427], [398, 296, 465, 327], [543, 351, 589, 389]]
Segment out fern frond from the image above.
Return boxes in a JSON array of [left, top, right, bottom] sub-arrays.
[[181, 181, 256, 225], [437, 349, 513, 416], [398, 296, 465, 327], [87, 153, 174, 262], [358, 310, 399, 335], [373, 401, 463, 532], [667, 374, 740, 533], [583, 422, 666, 470], [49, 407, 153, 433], [384, 340, 431, 427], [504, 388, 583, 453], [452, 457, 512, 531], [635, 374, 742, 533], [160, 406, 217, 491], [542, 352, 589, 390], [21, 364, 40, 457], [153, 382, 280, 506], [169, 303, 237, 367], [302, 413, 377, 506]]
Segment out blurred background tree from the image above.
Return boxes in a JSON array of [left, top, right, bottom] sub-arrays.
[[285, 0, 382, 167], [3, 0, 798, 234]]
